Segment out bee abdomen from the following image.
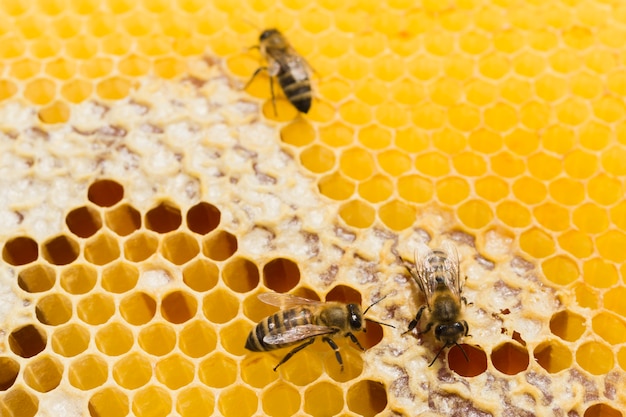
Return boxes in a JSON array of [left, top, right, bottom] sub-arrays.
[[245, 309, 311, 352], [278, 73, 312, 113]]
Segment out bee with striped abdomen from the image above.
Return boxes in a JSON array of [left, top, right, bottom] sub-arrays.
[[403, 241, 469, 366], [246, 28, 312, 114], [245, 292, 393, 371]]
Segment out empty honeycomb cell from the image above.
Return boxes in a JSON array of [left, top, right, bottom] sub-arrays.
[[534, 340, 573, 373], [457, 199, 493, 229], [132, 385, 173, 417], [563, 150, 598, 179], [604, 287, 626, 317], [339, 200, 375, 228], [444, 343, 487, 376], [608, 71, 626, 96], [583, 258, 618, 289], [154, 57, 186, 79], [558, 230, 593, 259], [145, 201, 182, 233], [449, 104, 481, 132], [186, 202, 221, 235], [512, 176, 547, 205], [42, 234, 80, 266], [478, 54, 510, 80], [155, 354, 195, 390], [45, 58, 77, 80], [77, 293, 115, 325], [96, 76, 133, 100], [475, 176, 508, 202], [412, 104, 446, 130], [51, 324, 90, 357], [575, 283, 599, 310], [95, 322, 134, 356], [60, 264, 97, 295], [161, 232, 200, 266], [346, 379, 388, 417], [358, 125, 392, 150], [61, 79, 93, 103], [176, 386, 215, 417], [620, 347, 626, 373], [121, 13, 154, 37], [113, 352, 152, 389], [262, 98, 300, 122], [429, 78, 463, 108], [38, 100, 70, 124], [584, 404, 623, 417], [339, 100, 373, 125], [556, 97, 590, 125], [379, 200, 416, 231], [161, 290, 197, 324], [220, 319, 250, 357], [337, 54, 370, 80], [580, 122, 611, 151], [601, 145, 626, 177], [496, 201, 531, 228], [3, 236, 38, 266], [0, 387, 38, 417], [576, 341, 614, 375], [0, 357, 20, 391], [415, 152, 450, 177], [262, 258, 300, 293], [594, 96, 626, 124], [535, 73, 567, 102], [611, 202, 626, 231], [222, 257, 260, 293], [596, 231, 626, 263], [23, 355, 63, 393], [484, 102, 518, 132], [217, 385, 258, 417], [8, 324, 47, 358], [17, 264, 55, 293], [179, 319, 217, 358], [534, 203, 570, 232], [105, 203, 141, 236], [68, 354, 108, 390], [138, 322, 177, 357], [433, 129, 466, 154], [24, 78, 56, 105], [303, 381, 343, 416], [88, 387, 129, 417], [491, 342, 529, 375], [398, 175, 434, 204], [280, 118, 316, 147], [36, 293, 72, 326], [182, 259, 219, 293], [592, 312, 626, 345], [339, 147, 375, 180], [589, 174, 621, 206], [541, 255, 579, 286], [198, 352, 237, 388], [203, 288, 239, 323], [10, 58, 41, 80], [80, 57, 114, 79], [391, 79, 426, 106], [395, 127, 429, 154], [548, 178, 586, 206], [318, 172, 355, 200], [88, 180, 124, 207], [453, 152, 487, 177], [570, 72, 602, 99], [241, 355, 278, 388], [262, 381, 301, 417], [358, 175, 393, 203], [120, 291, 157, 325], [550, 310, 586, 342], [124, 231, 158, 262], [101, 261, 139, 293], [467, 129, 502, 154], [543, 125, 576, 154], [326, 284, 360, 304], [318, 122, 354, 148], [0, 79, 18, 100]]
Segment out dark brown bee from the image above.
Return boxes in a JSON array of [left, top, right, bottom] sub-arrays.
[[403, 241, 469, 366], [246, 28, 312, 114], [245, 292, 392, 371]]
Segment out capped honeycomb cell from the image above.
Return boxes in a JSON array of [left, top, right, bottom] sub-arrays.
[[66, 205, 102, 238], [8, 324, 47, 358], [18, 264, 56, 293]]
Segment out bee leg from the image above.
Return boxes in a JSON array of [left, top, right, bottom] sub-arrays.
[[345, 332, 365, 351], [273, 338, 315, 371], [244, 66, 268, 90], [417, 321, 433, 336], [461, 320, 469, 337], [402, 305, 426, 335], [269, 75, 278, 116], [322, 336, 344, 372]]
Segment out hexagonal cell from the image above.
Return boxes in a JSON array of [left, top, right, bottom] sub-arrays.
[[491, 342, 529, 375], [120, 291, 157, 325], [304, 381, 344, 416], [326, 284, 361, 304], [0, 387, 39, 417], [187, 202, 221, 235], [95, 322, 134, 356], [36, 293, 72, 326], [550, 310, 586, 342], [240, 355, 278, 389], [222, 257, 259, 293], [448, 344, 488, 377], [576, 341, 614, 376], [202, 230, 238, 261], [217, 385, 258, 417], [132, 385, 173, 417], [105, 203, 141, 236], [161, 232, 200, 265], [263, 258, 300, 293], [583, 403, 623, 417], [23, 354, 63, 393], [2, 236, 38, 265], [41, 234, 80, 266], [84, 232, 121, 265], [339, 199, 375, 228], [88, 179, 124, 207], [155, 354, 195, 390], [124, 231, 158, 262], [138, 323, 176, 356], [324, 343, 364, 383], [17, 264, 56, 293], [262, 381, 301, 417], [542, 255, 579, 286], [88, 387, 129, 417], [66, 205, 102, 238], [161, 290, 197, 324], [533, 339, 573, 374], [176, 386, 215, 417], [592, 312, 626, 345], [113, 352, 152, 390], [202, 288, 239, 324], [77, 293, 115, 325], [8, 324, 47, 358], [220, 319, 251, 357], [145, 201, 182, 233], [51, 323, 90, 357], [182, 258, 219, 292], [60, 263, 97, 294], [346, 379, 388, 416], [68, 354, 109, 391], [101, 261, 139, 293], [242, 291, 280, 323], [0, 357, 20, 391], [179, 319, 217, 358]]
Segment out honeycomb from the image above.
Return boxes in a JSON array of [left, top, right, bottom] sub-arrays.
[[0, 0, 625, 416]]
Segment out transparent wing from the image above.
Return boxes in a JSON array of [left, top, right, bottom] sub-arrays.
[[263, 324, 334, 344], [257, 292, 323, 309], [266, 47, 309, 81], [439, 240, 462, 299], [411, 244, 435, 308]]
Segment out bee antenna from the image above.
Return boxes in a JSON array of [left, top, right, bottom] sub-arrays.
[[456, 342, 470, 363], [428, 343, 448, 367], [364, 318, 395, 329], [241, 18, 261, 31], [363, 295, 387, 315]]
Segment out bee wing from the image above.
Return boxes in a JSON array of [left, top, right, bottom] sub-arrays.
[[440, 240, 463, 299], [257, 292, 323, 309], [411, 244, 435, 308], [263, 324, 334, 344]]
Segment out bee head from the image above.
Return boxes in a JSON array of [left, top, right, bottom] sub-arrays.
[[259, 28, 280, 41], [346, 304, 363, 330], [434, 321, 466, 344]]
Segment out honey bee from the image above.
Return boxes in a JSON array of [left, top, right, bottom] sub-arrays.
[[246, 28, 312, 114], [245, 292, 393, 371], [403, 241, 469, 366]]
